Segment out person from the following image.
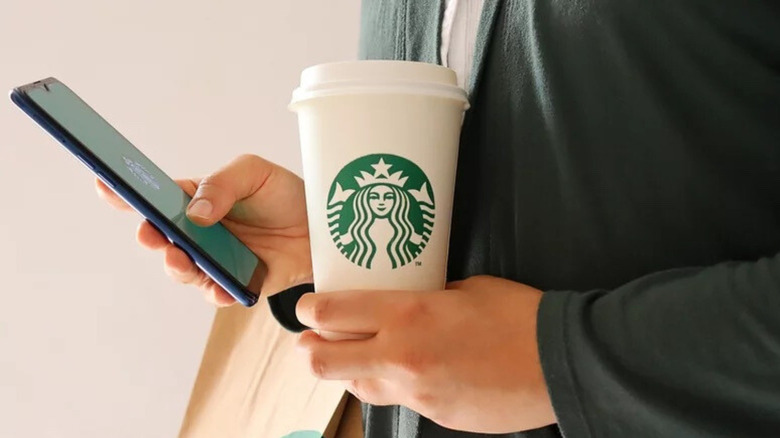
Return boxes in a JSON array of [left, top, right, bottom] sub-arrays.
[[97, 0, 780, 437]]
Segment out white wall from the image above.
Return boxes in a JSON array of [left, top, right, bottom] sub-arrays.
[[0, 1, 360, 437]]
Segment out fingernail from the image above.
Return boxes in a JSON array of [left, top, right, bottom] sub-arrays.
[[188, 199, 213, 218]]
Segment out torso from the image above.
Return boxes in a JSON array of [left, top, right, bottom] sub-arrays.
[[358, 1, 780, 437]]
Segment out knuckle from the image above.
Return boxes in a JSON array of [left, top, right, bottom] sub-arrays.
[[162, 261, 181, 281], [212, 290, 235, 307], [172, 262, 202, 286], [197, 275, 214, 291], [178, 269, 197, 284], [173, 270, 192, 285], [294, 332, 312, 352], [410, 389, 436, 408], [394, 347, 432, 376], [394, 296, 430, 328], [162, 263, 177, 280], [346, 380, 369, 403], [347, 380, 388, 406], [196, 174, 223, 192], [471, 275, 494, 287], [407, 390, 449, 427], [310, 296, 333, 326], [306, 351, 327, 378], [237, 153, 263, 166], [407, 389, 447, 424], [238, 154, 271, 175], [203, 287, 221, 305]]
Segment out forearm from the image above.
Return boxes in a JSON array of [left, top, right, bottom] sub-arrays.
[[538, 252, 780, 437]]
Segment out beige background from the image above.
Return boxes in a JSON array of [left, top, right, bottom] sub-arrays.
[[0, 1, 360, 437]]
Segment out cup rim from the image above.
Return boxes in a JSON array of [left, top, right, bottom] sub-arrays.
[[289, 61, 470, 110]]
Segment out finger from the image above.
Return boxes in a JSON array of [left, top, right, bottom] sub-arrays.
[[296, 290, 394, 333], [163, 245, 206, 286], [176, 178, 199, 197], [135, 180, 198, 249], [297, 330, 384, 380], [96, 177, 198, 211], [162, 245, 236, 306], [136, 221, 169, 250], [95, 178, 133, 212], [185, 154, 274, 226], [345, 379, 396, 406], [202, 282, 237, 307]]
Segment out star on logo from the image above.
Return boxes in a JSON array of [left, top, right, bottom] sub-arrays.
[[371, 158, 392, 178], [355, 158, 408, 188]]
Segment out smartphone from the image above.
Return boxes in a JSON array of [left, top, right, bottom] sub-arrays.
[[10, 77, 264, 307]]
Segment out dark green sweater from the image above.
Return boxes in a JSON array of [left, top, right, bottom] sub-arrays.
[[358, 0, 780, 437]]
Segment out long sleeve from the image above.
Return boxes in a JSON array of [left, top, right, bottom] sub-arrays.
[[537, 252, 780, 437]]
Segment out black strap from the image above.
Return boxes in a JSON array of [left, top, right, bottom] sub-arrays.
[[267, 283, 314, 332]]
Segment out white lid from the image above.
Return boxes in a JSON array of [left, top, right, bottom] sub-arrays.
[[290, 60, 469, 109]]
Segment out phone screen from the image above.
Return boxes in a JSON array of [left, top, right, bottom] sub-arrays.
[[25, 82, 261, 291]]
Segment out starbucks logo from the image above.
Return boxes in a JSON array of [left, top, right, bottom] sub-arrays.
[[327, 154, 435, 269]]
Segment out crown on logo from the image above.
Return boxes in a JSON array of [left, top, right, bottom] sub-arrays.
[[354, 158, 408, 188]]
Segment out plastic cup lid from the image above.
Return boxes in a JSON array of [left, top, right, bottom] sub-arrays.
[[290, 60, 469, 109]]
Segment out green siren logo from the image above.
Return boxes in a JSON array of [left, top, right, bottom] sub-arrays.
[[327, 154, 435, 269]]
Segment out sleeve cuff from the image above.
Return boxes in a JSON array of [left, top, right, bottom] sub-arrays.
[[537, 290, 593, 438]]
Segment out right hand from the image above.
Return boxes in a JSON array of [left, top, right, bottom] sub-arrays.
[[96, 154, 311, 306]]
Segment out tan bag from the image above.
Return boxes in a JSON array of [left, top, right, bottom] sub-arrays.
[[179, 302, 363, 438]]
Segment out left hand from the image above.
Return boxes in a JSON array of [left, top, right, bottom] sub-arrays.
[[295, 275, 556, 433]]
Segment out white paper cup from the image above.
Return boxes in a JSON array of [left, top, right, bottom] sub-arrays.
[[290, 61, 468, 338]]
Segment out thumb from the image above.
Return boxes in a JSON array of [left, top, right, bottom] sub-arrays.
[[186, 154, 274, 226]]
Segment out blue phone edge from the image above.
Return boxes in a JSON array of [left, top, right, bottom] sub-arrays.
[[9, 81, 260, 307]]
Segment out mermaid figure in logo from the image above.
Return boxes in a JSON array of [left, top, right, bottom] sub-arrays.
[[338, 183, 423, 269], [329, 157, 434, 269]]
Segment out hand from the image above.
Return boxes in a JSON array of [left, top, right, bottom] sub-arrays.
[[295, 275, 556, 433], [96, 154, 311, 306]]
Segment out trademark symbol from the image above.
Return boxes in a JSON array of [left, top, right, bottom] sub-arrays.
[[415, 261, 422, 267]]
